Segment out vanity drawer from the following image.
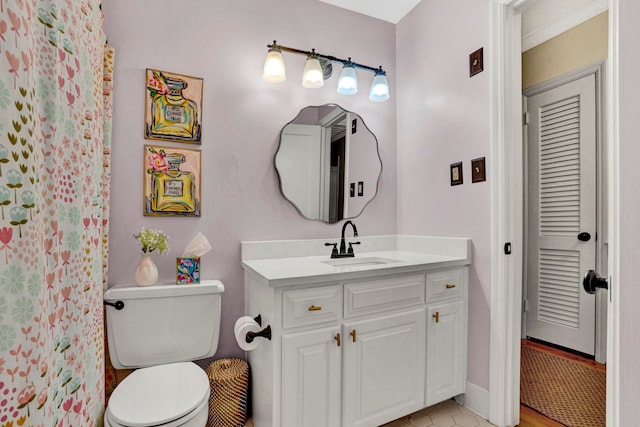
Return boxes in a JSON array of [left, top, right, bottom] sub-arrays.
[[426, 269, 464, 302], [282, 285, 341, 329], [344, 273, 425, 318]]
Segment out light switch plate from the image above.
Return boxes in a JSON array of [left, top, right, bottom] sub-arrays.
[[470, 48, 484, 77], [471, 157, 486, 182]]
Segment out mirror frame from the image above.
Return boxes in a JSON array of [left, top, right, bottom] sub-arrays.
[[274, 104, 383, 224]]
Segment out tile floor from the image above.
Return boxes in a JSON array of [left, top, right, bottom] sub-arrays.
[[380, 400, 496, 427], [244, 399, 497, 427]]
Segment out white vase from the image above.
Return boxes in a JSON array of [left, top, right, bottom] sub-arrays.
[[135, 253, 158, 286]]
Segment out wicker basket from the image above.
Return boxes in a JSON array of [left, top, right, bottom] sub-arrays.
[[206, 358, 250, 427]]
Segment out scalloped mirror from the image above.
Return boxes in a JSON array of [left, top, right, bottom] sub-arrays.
[[274, 104, 382, 224]]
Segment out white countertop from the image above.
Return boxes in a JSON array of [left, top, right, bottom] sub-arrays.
[[242, 249, 471, 287]]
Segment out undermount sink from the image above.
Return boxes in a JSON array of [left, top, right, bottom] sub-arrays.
[[321, 256, 401, 268]]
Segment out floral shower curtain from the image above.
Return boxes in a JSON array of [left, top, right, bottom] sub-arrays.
[[0, 1, 112, 425]]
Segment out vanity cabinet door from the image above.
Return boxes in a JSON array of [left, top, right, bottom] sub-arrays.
[[425, 300, 467, 406], [342, 309, 426, 427], [282, 326, 342, 427]]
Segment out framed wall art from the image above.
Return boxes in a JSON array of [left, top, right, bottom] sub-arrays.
[[144, 145, 201, 216], [450, 162, 463, 186], [145, 69, 203, 144]]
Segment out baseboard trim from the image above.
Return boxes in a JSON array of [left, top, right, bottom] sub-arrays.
[[462, 381, 490, 420]]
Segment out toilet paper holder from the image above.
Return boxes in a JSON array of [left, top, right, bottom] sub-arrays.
[[246, 314, 272, 344]]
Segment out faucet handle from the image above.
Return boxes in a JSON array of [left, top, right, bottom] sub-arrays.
[[347, 241, 361, 255], [324, 242, 339, 258]]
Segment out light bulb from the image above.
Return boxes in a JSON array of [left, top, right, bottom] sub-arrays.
[[337, 63, 358, 95], [369, 70, 389, 102], [302, 56, 324, 89], [263, 47, 286, 83]]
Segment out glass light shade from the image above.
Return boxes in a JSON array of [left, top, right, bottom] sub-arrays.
[[337, 64, 358, 95], [369, 72, 390, 102], [302, 56, 324, 88], [263, 48, 286, 83]]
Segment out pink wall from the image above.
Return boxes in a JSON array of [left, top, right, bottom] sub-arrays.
[[616, 0, 640, 421], [101, 0, 397, 360], [396, 0, 492, 390]]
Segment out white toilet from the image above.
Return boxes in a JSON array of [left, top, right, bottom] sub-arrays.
[[103, 280, 224, 427]]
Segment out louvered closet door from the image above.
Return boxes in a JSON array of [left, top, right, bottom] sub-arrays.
[[526, 73, 596, 355]]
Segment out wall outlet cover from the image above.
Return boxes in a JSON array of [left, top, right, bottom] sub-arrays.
[[450, 162, 463, 186]]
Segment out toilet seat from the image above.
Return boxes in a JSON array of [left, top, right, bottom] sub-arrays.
[[105, 397, 208, 427], [106, 362, 210, 427]]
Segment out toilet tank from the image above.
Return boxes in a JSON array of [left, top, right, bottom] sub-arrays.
[[104, 280, 224, 369]]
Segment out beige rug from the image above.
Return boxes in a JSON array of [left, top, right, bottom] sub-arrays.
[[520, 345, 605, 427]]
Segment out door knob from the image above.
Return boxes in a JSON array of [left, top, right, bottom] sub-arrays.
[[583, 270, 608, 294], [577, 232, 591, 242]]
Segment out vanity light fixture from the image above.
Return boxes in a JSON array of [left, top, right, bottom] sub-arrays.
[[369, 67, 390, 102], [337, 60, 358, 95], [263, 41, 390, 102], [262, 45, 286, 83], [301, 50, 325, 88]]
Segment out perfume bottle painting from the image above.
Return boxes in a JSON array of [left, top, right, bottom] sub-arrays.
[[145, 69, 203, 144], [144, 145, 201, 216]]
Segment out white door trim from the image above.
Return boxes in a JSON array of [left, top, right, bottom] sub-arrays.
[[489, 2, 524, 425], [489, 1, 619, 426], [605, 1, 619, 425]]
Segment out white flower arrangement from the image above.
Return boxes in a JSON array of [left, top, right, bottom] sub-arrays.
[[134, 227, 170, 255]]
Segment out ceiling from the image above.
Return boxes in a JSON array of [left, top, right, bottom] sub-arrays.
[[318, 0, 607, 48], [317, 0, 423, 24]]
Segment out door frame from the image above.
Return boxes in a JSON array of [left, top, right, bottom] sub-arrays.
[[488, 1, 619, 426]]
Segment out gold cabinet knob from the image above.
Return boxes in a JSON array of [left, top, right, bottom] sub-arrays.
[[335, 333, 341, 347], [350, 329, 357, 342], [308, 305, 322, 311], [433, 312, 440, 323], [446, 283, 456, 289]]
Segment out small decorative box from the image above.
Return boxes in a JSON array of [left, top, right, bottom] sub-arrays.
[[176, 257, 200, 284]]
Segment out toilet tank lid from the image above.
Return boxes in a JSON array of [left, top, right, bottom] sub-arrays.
[[104, 279, 224, 300]]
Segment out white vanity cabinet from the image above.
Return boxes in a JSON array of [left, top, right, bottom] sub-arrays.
[[244, 263, 468, 427], [282, 325, 342, 427], [342, 308, 426, 426], [424, 269, 467, 407], [341, 273, 426, 426]]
